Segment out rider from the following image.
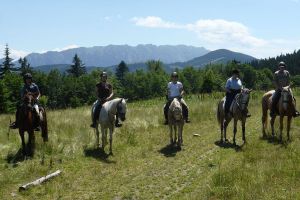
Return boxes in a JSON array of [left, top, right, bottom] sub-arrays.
[[270, 61, 300, 117], [90, 71, 122, 128], [163, 72, 190, 125], [10, 73, 41, 130], [225, 69, 251, 117]]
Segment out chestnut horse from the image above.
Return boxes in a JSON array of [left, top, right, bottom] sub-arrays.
[[18, 92, 48, 155], [217, 89, 252, 145], [262, 86, 295, 141]]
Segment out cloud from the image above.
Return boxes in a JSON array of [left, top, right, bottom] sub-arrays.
[[0, 45, 29, 60], [132, 16, 182, 28], [132, 16, 300, 58], [52, 44, 79, 52]]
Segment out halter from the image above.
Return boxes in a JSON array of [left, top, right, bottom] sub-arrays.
[[281, 89, 292, 104]]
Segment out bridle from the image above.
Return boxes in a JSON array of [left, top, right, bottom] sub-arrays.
[[235, 92, 249, 112]]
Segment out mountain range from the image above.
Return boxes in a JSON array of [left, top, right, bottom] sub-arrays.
[[25, 44, 209, 67], [1, 45, 257, 73]]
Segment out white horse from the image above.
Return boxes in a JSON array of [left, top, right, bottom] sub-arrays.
[[168, 98, 184, 148], [91, 98, 127, 155]]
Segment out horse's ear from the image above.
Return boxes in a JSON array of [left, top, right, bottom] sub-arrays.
[[124, 98, 129, 102], [249, 89, 253, 92], [288, 85, 291, 89]]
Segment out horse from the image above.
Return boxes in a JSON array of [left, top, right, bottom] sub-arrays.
[[18, 92, 48, 156], [168, 98, 184, 148], [262, 86, 295, 141], [91, 98, 127, 155], [217, 89, 252, 145]]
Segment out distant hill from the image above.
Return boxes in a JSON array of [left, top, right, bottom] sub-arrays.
[[34, 49, 256, 73], [169, 49, 257, 69], [25, 44, 209, 67]]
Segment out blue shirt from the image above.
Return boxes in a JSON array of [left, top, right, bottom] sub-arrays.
[[20, 83, 40, 97], [225, 77, 242, 90]]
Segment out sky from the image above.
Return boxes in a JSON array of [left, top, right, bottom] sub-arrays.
[[0, 0, 300, 59]]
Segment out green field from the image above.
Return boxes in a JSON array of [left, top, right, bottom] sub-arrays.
[[1, 91, 300, 200]]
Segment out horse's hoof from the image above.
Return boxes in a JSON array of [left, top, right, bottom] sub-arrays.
[[109, 152, 113, 156], [220, 139, 224, 144], [225, 139, 229, 143]]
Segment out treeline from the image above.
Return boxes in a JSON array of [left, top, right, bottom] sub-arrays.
[[1, 44, 299, 113]]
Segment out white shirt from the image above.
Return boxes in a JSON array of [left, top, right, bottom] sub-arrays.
[[168, 81, 183, 98], [225, 77, 242, 90]]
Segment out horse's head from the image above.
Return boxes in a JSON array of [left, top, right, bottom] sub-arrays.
[[117, 98, 127, 121], [238, 88, 252, 111], [23, 92, 34, 109], [281, 86, 293, 111], [171, 98, 183, 121]]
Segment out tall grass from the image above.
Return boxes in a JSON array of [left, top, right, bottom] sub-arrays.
[[0, 92, 299, 199]]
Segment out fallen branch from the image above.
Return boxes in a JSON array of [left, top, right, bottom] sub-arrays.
[[19, 170, 62, 191]]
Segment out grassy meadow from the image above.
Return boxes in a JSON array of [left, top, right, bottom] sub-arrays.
[[1, 91, 300, 199]]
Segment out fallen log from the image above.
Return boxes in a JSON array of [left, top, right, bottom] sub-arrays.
[[19, 170, 61, 191]]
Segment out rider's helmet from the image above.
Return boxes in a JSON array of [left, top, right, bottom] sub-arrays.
[[100, 71, 108, 78], [278, 61, 286, 68], [232, 69, 240, 75], [171, 71, 178, 78], [23, 73, 33, 82]]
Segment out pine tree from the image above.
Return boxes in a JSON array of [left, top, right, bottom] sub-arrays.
[[18, 57, 32, 76], [0, 44, 15, 78], [115, 60, 129, 84], [67, 54, 86, 77]]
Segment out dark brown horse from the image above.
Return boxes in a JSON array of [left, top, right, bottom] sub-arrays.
[[262, 86, 295, 141], [18, 92, 48, 155]]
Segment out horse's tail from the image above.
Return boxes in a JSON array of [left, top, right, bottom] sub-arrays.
[[217, 100, 222, 125]]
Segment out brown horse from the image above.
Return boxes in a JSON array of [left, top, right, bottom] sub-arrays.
[[168, 98, 184, 148], [18, 92, 48, 155], [262, 86, 295, 141], [217, 89, 252, 145]]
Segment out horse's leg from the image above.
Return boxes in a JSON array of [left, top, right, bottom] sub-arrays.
[[95, 126, 100, 148], [174, 125, 177, 145], [169, 125, 173, 144], [101, 128, 106, 149], [233, 119, 237, 145], [109, 128, 113, 155], [270, 116, 276, 138], [28, 130, 35, 156], [262, 111, 267, 138], [178, 124, 183, 146], [279, 115, 283, 142], [242, 118, 246, 144], [220, 118, 224, 143], [19, 130, 26, 155], [287, 116, 292, 141], [224, 118, 231, 142]]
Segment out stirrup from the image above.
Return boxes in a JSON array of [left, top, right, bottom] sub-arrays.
[[9, 122, 18, 129]]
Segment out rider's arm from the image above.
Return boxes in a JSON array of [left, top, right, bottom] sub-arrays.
[[105, 85, 113, 101], [273, 73, 280, 89], [287, 71, 291, 86]]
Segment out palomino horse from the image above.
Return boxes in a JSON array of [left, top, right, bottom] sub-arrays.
[[91, 98, 127, 155], [217, 89, 252, 145], [18, 92, 48, 155], [262, 86, 295, 141], [168, 98, 184, 148]]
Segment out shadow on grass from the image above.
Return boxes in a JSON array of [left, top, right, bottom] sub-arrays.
[[84, 147, 116, 164], [260, 134, 290, 147], [214, 140, 243, 152], [158, 144, 181, 157], [6, 148, 26, 166]]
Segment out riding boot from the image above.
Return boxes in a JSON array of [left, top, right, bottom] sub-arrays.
[[115, 113, 122, 128], [182, 104, 190, 123]]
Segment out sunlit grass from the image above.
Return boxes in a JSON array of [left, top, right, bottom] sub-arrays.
[[0, 93, 300, 199]]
